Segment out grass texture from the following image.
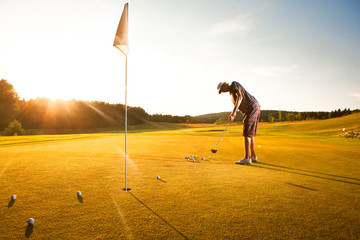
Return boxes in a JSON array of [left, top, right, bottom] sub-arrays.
[[1, 114, 359, 239]]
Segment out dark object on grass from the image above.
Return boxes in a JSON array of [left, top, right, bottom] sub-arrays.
[[25, 224, 33, 238]]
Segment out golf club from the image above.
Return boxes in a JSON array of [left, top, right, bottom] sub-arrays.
[[211, 121, 230, 153]]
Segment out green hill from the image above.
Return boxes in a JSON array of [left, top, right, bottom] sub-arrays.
[[256, 113, 360, 144]]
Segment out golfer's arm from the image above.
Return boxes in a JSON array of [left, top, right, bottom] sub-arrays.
[[232, 91, 242, 115]]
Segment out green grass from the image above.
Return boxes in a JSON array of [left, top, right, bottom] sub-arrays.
[[1, 114, 359, 239]]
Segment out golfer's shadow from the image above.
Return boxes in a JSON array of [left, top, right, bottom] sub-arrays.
[[8, 199, 15, 208], [252, 163, 360, 185], [77, 195, 83, 203], [128, 192, 188, 239], [258, 162, 360, 181], [25, 225, 33, 238]]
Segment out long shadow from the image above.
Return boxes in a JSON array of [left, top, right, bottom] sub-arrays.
[[8, 199, 15, 208], [157, 179, 167, 183], [196, 130, 223, 132], [25, 225, 33, 238], [77, 195, 83, 203], [128, 192, 189, 239], [258, 162, 360, 181], [251, 165, 360, 185], [285, 182, 317, 191]]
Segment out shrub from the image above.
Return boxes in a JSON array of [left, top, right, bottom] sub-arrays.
[[4, 120, 25, 136]]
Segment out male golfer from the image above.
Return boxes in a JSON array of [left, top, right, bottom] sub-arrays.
[[217, 82, 260, 165]]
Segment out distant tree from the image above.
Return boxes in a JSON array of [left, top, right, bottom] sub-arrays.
[[268, 113, 276, 123], [4, 119, 25, 136], [183, 115, 197, 123], [0, 79, 20, 129], [278, 111, 284, 122], [295, 113, 303, 121], [337, 109, 341, 117], [343, 108, 351, 116], [215, 118, 228, 124], [285, 113, 296, 121]]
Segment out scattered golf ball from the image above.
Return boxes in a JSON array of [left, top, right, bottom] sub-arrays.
[[201, 157, 205, 160], [194, 155, 197, 158], [185, 156, 188, 159], [156, 176, 160, 179], [27, 218, 35, 225], [209, 156, 212, 159], [11, 195, 16, 200], [77, 191, 82, 196], [343, 128, 345, 132]]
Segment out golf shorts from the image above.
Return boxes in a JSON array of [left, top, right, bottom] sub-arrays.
[[243, 106, 260, 137]]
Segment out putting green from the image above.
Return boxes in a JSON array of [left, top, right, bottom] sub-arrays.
[[1, 114, 359, 239]]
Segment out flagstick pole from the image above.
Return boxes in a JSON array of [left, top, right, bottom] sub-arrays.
[[125, 54, 128, 191]]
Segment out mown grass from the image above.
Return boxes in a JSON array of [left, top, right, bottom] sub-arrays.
[[0, 114, 359, 239]]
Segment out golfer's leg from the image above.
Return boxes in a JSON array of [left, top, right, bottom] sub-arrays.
[[250, 137, 256, 158], [244, 137, 251, 159]]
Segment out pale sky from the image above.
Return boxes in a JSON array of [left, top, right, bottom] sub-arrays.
[[1, 0, 359, 116]]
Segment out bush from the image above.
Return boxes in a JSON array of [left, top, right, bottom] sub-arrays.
[[4, 120, 25, 136]]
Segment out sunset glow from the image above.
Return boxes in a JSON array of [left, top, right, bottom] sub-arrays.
[[1, 0, 359, 115]]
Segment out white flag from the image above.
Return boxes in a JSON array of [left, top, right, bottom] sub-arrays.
[[113, 3, 128, 56]]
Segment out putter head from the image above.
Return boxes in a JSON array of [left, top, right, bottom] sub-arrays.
[[211, 149, 217, 153]]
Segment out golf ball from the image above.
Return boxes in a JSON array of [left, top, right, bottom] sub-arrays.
[[77, 191, 82, 196], [185, 156, 188, 159], [156, 176, 160, 179], [27, 218, 35, 225], [209, 156, 212, 159], [195, 155, 197, 158], [11, 195, 16, 200], [201, 157, 205, 160]]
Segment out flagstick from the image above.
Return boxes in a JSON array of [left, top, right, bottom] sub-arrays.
[[114, 3, 129, 191], [124, 54, 129, 191]]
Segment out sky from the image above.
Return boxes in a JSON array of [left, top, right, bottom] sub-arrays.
[[0, 0, 359, 116]]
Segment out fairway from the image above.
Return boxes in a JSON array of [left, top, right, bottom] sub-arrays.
[[1, 114, 360, 239]]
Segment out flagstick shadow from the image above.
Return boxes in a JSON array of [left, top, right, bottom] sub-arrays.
[[251, 165, 360, 185], [285, 182, 317, 191], [128, 192, 188, 239], [257, 162, 360, 181]]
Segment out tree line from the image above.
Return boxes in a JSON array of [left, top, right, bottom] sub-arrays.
[[1, 79, 358, 135], [0, 79, 149, 133], [188, 109, 356, 124], [264, 109, 354, 123]]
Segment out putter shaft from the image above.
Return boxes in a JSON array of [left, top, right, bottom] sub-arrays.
[[214, 122, 230, 150]]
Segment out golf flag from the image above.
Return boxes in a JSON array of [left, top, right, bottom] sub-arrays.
[[114, 3, 130, 191], [113, 3, 128, 56]]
